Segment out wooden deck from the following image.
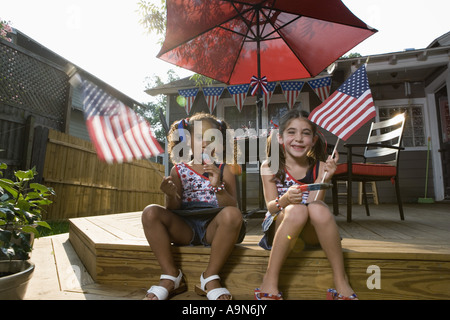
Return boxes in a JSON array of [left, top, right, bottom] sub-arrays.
[[26, 203, 450, 300]]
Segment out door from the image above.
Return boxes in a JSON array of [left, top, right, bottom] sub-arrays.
[[436, 86, 450, 200]]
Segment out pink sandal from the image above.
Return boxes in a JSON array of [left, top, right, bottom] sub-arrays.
[[254, 288, 283, 300], [326, 288, 358, 300]]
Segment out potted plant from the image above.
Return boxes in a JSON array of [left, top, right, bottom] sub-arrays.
[[0, 163, 54, 300]]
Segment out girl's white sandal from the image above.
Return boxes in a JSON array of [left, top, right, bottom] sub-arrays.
[[194, 273, 232, 300], [145, 269, 187, 300]]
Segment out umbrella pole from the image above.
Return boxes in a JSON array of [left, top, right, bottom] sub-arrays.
[[256, 7, 265, 210], [256, 7, 262, 132]]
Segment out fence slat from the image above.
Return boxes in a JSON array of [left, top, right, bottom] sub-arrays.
[[42, 129, 164, 220]]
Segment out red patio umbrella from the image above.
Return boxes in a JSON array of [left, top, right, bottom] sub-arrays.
[[157, 0, 376, 212], [157, 0, 377, 87]]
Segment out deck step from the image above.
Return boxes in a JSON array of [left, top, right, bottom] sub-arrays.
[[68, 209, 450, 300]]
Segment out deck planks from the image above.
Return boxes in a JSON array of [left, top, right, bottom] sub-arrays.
[[68, 203, 450, 300]]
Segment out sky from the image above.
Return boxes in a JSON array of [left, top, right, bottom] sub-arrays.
[[1, 0, 449, 104]]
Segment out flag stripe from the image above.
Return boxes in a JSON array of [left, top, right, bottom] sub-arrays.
[[308, 65, 375, 141], [86, 117, 112, 163], [335, 99, 375, 138], [102, 116, 126, 163], [111, 115, 134, 162], [325, 92, 369, 132]]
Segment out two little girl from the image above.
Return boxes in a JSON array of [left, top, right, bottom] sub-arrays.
[[142, 110, 356, 300]]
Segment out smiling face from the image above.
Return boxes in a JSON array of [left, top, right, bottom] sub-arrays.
[[278, 118, 318, 160]]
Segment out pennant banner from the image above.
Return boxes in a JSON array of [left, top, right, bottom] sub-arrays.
[[80, 78, 163, 164], [308, 77, 332, 102], [228, 83, 250, 112], [178, 88, 199, 115], [280, 81, 305, 109], [203, 86, 225, 114], [308, 64, 375, 141], [262, 82, 277, 110]]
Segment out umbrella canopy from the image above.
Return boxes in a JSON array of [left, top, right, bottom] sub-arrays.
[[157, 0, 377, 85]]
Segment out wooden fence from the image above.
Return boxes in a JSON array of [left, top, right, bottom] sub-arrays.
[[41, 129, 164, 220]]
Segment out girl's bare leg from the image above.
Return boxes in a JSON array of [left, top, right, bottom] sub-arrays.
[[204, 206, 243, 300], [303, 201, 356, 298], [141, 204, 193, 300], [259, 204, 309, 298]]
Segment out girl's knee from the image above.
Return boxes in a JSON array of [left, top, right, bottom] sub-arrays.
[[142, 204, 164, 226], [307, 201, 334, 225], [218, 206, 243, 228], [283, 204, 308, 227]]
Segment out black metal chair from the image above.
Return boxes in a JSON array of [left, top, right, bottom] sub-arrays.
[[332, 113, 406, 222]]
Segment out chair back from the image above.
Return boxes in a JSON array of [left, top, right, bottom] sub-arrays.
[[364, 113, 406, 166]]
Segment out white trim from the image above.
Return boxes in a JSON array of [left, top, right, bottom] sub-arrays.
[[425, 66, 449, 201]]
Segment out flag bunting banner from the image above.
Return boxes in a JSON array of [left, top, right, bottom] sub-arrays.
[[280, 81, 305, 109], [203, 86, 225, 114], [308, 64, 376, 141], [307, 76, 332, 102], [80, 78, 163, 164], [262, 82, 278, 110], [178, 88, 199, 115], [228, 83, 250, 112]]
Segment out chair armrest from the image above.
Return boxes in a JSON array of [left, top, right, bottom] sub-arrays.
[[344, 143, 404, 151]]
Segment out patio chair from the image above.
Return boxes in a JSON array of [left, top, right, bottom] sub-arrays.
[[331, 113, 406, 222]]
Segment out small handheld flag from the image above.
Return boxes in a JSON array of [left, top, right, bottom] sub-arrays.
[[308, 64, 375, 141], [309, 63, 375, 199], [78, 77, 163, 164]]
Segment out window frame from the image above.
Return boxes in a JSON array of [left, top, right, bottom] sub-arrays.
[[375, 98, 429, 151]]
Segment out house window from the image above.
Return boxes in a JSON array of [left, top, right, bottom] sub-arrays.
[[378, 104, 426, 148], [223, 105, 259, 171], [224, 105, 257, 130], [268, 103, 289, 128]]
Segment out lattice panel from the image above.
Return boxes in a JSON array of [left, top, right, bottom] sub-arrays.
[[0, 40, 69, 129]]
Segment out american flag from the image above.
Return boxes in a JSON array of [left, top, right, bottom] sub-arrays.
[[203, 86, 225, 114], [262, 82, 277, 110], [178, 88, 199, 115], [308, 64, 375, 141], [280, 81, 305, 109], [228, 84, 250, 112], [81, 79, 163, 164], [308, 77, 331, 102]]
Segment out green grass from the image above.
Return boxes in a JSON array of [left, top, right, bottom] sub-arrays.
[[37, 220, 70, 237]]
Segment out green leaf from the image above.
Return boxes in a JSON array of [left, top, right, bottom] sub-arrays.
[[15, 170, 35, 181], [0, 179, 18, 198], [21, 225, 39, 236], [36, 221, 51, 229], [0, 193, 9, 201], [29, 183, 49, 193], [30, 199, 52, 206]]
